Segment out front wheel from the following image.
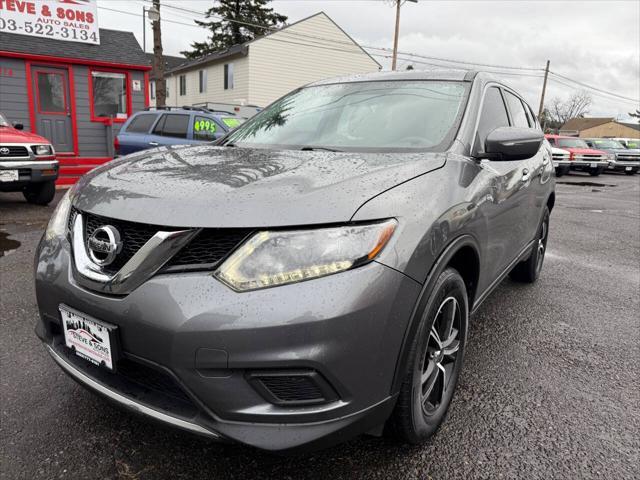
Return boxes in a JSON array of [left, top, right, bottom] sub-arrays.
[[589, 167, 603, 176], [389, 267, 468, 443], [23, 180, 55, 206], [625, 169, 637, 176], [510, 206, 549, 283]]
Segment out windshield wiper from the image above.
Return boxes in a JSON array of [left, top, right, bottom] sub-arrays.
[[300, 146, 342, 152]]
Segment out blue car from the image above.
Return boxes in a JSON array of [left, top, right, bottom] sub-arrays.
[[115, 107, 244, 156]]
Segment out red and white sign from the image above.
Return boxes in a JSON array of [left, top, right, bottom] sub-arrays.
[[0, 0, 100, 44]]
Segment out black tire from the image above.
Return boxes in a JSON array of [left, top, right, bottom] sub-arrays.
[[589, 168, 601, 177], [510, 206, 549, 283], [23, 180, 55, 206], [389, 267, 468, 443], [554, 168, 564, 177], [625, 169, 637, 176]]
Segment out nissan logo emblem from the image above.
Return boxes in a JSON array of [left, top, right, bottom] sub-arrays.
[[87, 225, 122, 266], [0, 147, 10, 155]]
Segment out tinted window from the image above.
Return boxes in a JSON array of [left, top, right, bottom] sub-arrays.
[[153, 114, 189, 139], [476, 87, 510, 152], [126, 114, 158, 133], [193, 115, 219, 141], [504, 91, 530, 128]]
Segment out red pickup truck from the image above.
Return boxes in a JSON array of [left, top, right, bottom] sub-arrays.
[[545, 134, 610, 176], [0, 112, 58, 205]]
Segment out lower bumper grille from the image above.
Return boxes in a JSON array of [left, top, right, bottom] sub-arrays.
[[52, 340, 199, 419]]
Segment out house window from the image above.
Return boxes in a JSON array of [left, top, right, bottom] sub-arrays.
[[90, 70, 128, 121], [224, 63, 234, 90], [179, 75, 186, 96], [150, 80, 156, 100], [199, 70, 207, 93]]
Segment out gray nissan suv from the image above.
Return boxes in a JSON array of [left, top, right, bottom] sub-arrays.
[[34, 71, 555, 453]]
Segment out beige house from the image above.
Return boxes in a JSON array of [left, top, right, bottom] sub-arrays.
[[560, 117, 640, 139], [153, 12, 381, 109]]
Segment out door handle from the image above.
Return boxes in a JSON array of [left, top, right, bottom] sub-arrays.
[[521, 168, 530, 182], [149, 142, 159, 146]]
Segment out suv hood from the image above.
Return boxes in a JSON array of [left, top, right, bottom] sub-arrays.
[[73, 145, 446, 228], [0, 126, 50, 144]]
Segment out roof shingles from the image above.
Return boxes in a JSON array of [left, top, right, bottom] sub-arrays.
[[0, 29, 148, 67]]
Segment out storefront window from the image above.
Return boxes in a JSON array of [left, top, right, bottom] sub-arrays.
[[91, 70, 128, 120]]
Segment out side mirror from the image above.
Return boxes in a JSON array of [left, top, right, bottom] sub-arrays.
[[13, 122, 24, 130], [481, 127, 543, 161]]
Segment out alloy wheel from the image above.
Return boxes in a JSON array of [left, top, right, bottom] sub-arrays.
[[420, 296, 461, 416]]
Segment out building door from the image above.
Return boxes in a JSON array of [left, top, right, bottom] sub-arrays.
[[32, 67, 74, 153]]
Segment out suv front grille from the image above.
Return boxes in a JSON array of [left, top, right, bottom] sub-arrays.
[[70, 208, 251, 274], [0, 145, 29, 158]]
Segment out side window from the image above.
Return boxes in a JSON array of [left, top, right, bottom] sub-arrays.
[[193, 115, 219, 141], [503, 91, 530, 128], [125, 114, 158, 133], [476, 87, 510, 153], [546, 137, 555, 146], [153, 114, 189, 139]]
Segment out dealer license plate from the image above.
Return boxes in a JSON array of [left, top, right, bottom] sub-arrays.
[[590, 163, 598, 168], [0, 170, 19, 182], [60, 305, 117, 370], [625, 166, 633, 171]]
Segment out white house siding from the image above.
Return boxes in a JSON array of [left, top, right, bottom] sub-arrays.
[[159, 55, 250, 107], [247, 12, 380, 106]]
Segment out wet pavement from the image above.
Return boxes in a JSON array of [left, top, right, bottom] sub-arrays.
[[1, 172, 639, 479]]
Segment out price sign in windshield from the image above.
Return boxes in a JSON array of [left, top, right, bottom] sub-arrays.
[[0, 0, 100, 45]]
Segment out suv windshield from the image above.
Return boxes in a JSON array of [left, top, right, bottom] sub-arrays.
[[591, 139, 624, 149], [224, 81, 469, 152], [557, 138, 589, 148], [0, 113, 9, 127]]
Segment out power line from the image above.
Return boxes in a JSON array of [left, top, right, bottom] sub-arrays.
[[548, 70, 639, 102]]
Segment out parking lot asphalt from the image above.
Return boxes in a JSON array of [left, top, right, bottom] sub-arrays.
[[1, 172, 639, 480]]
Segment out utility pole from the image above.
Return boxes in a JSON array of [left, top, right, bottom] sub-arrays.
[[538, 60, 550, 118], [152, 0, 166, 107], [391, 0, 417, 71]]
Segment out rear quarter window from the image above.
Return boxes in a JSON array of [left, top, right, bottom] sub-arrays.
[[125, 114, 158, 133]]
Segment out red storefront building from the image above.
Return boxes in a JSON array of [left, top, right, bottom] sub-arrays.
[[0, 28, 150, 184]]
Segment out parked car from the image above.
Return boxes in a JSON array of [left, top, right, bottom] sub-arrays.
[[115, 106, 245, 156], [0, 112, 58, 205], [551, 146, 571, 176], [584, 138, 640, 175], [612, 137, 640, 149], [545, 135, 609, 176], [35, 71, 555, 453]]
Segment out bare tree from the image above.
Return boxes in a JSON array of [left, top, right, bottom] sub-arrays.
[[545, 91, 593, 126], [629, 109, 640, 119]]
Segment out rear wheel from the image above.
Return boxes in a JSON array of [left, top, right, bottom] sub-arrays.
[[510, 206, 549, 283], [23, 181, 55, 206], [389, 267, 468, 443]]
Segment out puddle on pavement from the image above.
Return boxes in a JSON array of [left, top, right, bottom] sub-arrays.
[[556, 181, 616, 187], [0, 230, 21, 257]]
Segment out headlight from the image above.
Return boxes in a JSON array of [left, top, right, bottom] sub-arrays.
[[32, 145, 53, 156], [44, 189, 73, 240], [608, 153, 616, 161], [215, 219, 397, 291]]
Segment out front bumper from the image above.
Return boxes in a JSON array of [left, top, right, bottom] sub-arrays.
[[568, 160, 609, 169], [608, 161, 639, 171], [0, 159, 58, 191], [34, 235, 421, 452]]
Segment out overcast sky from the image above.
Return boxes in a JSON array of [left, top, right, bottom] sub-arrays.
[[97, 0, 640, 119]]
